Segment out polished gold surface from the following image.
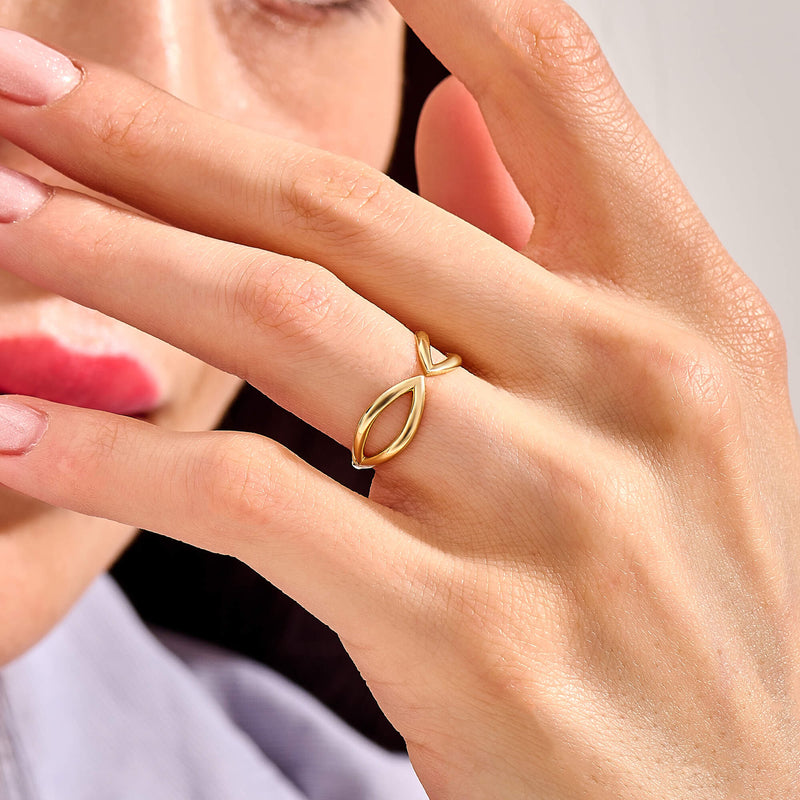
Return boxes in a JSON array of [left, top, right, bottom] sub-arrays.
[[415, 331, 462, 376], [352, 331, 462, 469]]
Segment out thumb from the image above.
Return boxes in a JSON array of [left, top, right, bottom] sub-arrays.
[[414, 76, 533, 251]]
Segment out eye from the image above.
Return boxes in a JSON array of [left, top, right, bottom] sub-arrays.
[[250, 0, 377, 22], [292, 0, 369, 8]]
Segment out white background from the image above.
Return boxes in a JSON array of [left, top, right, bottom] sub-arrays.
[[568, 1, 799, 417]]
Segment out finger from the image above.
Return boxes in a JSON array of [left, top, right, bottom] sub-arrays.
[[0, 395, 414, 647], [415, 76, 533, 251], [0, 178, 454, 468], [0, 29, 544, 375], [2, 167, 721, 453], [5, 151, 612, 415], [391, 1, 735, 309]]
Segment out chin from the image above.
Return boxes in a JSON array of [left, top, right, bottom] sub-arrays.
[[0, 494, 137, 667]]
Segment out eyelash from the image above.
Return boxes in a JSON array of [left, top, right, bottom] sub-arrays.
[[257, 0, 376, 21], [294, 0, 372, 10]]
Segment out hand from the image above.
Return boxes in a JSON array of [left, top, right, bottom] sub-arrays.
[[1, 2, 799, 797]]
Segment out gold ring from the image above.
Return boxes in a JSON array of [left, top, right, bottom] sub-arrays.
[[352, 331, 461, 469]]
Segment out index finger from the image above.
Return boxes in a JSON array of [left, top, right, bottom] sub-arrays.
[[0, 27, 541, 380]]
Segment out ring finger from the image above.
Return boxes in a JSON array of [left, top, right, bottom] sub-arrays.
[[0, 174, 491, 478]]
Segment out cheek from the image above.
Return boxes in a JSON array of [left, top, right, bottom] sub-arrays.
[[207, 7, 406, 168], [151, 357, 244, 432], [308, 33, 407, 168]]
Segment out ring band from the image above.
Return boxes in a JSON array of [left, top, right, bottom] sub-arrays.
[[351, 331, 462, 469]]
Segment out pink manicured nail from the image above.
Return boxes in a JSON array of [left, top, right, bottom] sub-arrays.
[[0, 399, 48, 455], [0, 28, 81, 105], [0, 165, 50, 223]]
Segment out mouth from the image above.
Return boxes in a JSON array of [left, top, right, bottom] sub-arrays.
[[0, 335, 163, 416]]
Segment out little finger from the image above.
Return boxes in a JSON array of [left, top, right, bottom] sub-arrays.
[[0, 395, 417, 650]]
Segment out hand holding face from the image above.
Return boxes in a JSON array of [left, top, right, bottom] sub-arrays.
[[0, 2, 799, 797]]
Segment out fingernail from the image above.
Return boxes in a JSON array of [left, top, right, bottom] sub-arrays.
[[0, 28, 81, 105], [0, 165, 50, 223], [0, 399, 48, 455]]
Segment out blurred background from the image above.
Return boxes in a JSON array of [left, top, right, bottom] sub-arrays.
[[113, 4, 800, 752]]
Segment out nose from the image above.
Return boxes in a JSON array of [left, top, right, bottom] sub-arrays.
[[2, 0, 210, 104]]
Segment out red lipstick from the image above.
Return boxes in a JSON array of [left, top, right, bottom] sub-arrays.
[[0, 336, 162, 415]]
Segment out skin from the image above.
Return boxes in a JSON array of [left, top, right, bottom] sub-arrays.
[[1, 0, 800, 798], [0, 0, 405, 663]]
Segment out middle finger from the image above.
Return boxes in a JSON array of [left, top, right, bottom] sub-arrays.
[[0, 177, 449, 464]]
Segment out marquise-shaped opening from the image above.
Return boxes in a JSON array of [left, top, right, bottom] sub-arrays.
[[352, 375, 426, 468]]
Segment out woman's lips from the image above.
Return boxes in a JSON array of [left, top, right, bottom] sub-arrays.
[[0, 335, 162, 415]]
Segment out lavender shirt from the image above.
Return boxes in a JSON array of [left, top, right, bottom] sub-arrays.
[[0, 575, 428, 799]]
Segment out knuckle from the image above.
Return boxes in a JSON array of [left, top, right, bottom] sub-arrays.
[[712, 271, 789, 383], [634, 335, 742, 448], [90, 86, 170, 159], [585, 302, 746, 449], [501, 3, 609, 97], [277, 150, 403, 242], [541, 442, 645, 553], [574, 459, 645, 541], [568, 299, 767, 457], [226, 254, 340, 348], [192, 433, 299, 539]]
